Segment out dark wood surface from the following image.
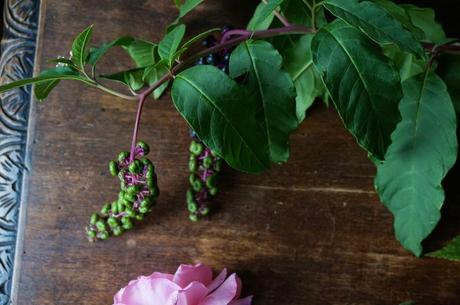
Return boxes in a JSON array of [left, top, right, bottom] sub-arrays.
[[15, 1, 460, 304]]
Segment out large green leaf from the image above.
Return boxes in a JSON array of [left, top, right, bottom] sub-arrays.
[[283, 34, 325, 122], [402, 5, 446, 44], [311, 20, 402, 159], [122, 39, 157, 68], [427, 236, 460, 261], [323, 0, 424, 57], [247, 0, 283, 31], [437, 54, 460, 115], [375, 71, 458, 256], [158, 24, 186, 65], [71, 25, 94, 70], [171, 65, 270, 172], [230, 40, 297, 163], [87, 36, 134, 66]]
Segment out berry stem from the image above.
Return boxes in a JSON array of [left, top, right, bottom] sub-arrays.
[[130, 93, 147, 161]]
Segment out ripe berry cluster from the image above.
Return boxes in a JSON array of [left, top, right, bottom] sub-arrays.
[[187, 136, 222, 221], [86, 141, 159, 241], [195, 25, 233, 73]]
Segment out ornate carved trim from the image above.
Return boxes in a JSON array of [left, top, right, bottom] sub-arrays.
[[0, 0, 39, 304]]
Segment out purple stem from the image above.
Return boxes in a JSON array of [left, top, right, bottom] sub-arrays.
[[130, 93, 147, 162]]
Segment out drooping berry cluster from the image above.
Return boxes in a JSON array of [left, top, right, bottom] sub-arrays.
[[187, 136, 222, 221], [185, 26, 233, 221], [86, 141, 159, 241], [195, 25, 233, 73]]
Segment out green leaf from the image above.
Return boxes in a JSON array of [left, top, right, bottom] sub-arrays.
[[71, 25, 94, 70], [230, 40, 297, 163], [171, 65, 270, 172], [101, 68, 145, 91], [122, 39, 157, 68], [177, 0, 204, 19], [371, 0, 424, 40], [280, 0, 327, 28], [382, 45, 425, 82], [323, 0, 424, 57], [375, 71, 458, 257], [283, 34, 325, 122], [0, 66, 88, 100], [311, 20, 402, 159], [180, 28, 220, 50], [143, 62, 170, 99], [427, 236, 460, 261], [158, 24, 186, 65], [437, 54, 460, 116], [87, 36, 134, 66], [402, 5, 446, 44], [247, 0, 283, 31]]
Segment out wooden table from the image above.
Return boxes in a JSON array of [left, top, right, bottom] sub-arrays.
[[2, 0, 460, 304]]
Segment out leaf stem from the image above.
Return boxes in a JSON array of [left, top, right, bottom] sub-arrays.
[[262, 0, 291, 26]]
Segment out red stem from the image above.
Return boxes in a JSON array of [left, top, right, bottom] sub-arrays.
[[130, 93, 147, 161]]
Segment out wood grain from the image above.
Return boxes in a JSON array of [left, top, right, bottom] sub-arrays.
[[16, 1, 460, 304]]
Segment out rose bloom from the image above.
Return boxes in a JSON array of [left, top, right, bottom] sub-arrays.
[[113, 263, 252, 305]]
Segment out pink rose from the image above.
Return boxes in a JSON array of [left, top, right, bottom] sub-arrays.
[[113, 263, 253, 305]]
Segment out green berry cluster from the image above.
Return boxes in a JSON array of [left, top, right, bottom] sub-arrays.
[[86, 141, 159, 241], [187, 138, 222, 221]]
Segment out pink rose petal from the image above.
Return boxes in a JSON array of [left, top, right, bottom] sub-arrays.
[[200, 273, 240, 305], [207, 269, 227, 292], [148, 271, 174, 281], [177, 282, 209, 305], [229, 296, 253, 305], [173, 263, 213, 288], [115, 277, 180, 305]]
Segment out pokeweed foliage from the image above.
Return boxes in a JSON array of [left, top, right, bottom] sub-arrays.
[[1, 0, 460, 258]]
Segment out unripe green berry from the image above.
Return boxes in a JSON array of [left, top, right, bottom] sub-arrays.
[[107, 217, 118, 228], [186, 189, 194, 202], [121, 217, 133, 230], [209, 187, 218, 196], [200, 207, 210, 216], [90, 213, 99, 225], [141, 157, 153, 167], [189, 155, 197, 161], [136, 141, 150, 155], [189, 159, 197, 172], [117, 201, 126, 212], [126, 185, 141, 195], [112, 226, 124, 236], [188, 201, 198, 213], [140, 197, 152, 209], [126, 208, 136, 218], [139, 206, 149, 214], [206, 175, 217, 189], [123, 200, 134, 209], [101, 203, 111, 215], [96, 220, 107, 232], [99, 231, 109, 240], [136, 214, 144, 221], [124, 192, 137, 203], [189, 174, 197, 185], [150, 186, 159, 198], [189, 141, 203, 155], [111, 201, 119, 214], [109, 160, 119, 176], [118, 151, 130, 163], [189, 214, 199, 222], [87, 230, 97, 239], [129, 159, 142, 174], [203, 156, 212, 169], [192, 179, 203, 192]]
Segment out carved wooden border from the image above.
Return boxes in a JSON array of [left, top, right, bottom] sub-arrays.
[[0, 0, 39, 304]]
